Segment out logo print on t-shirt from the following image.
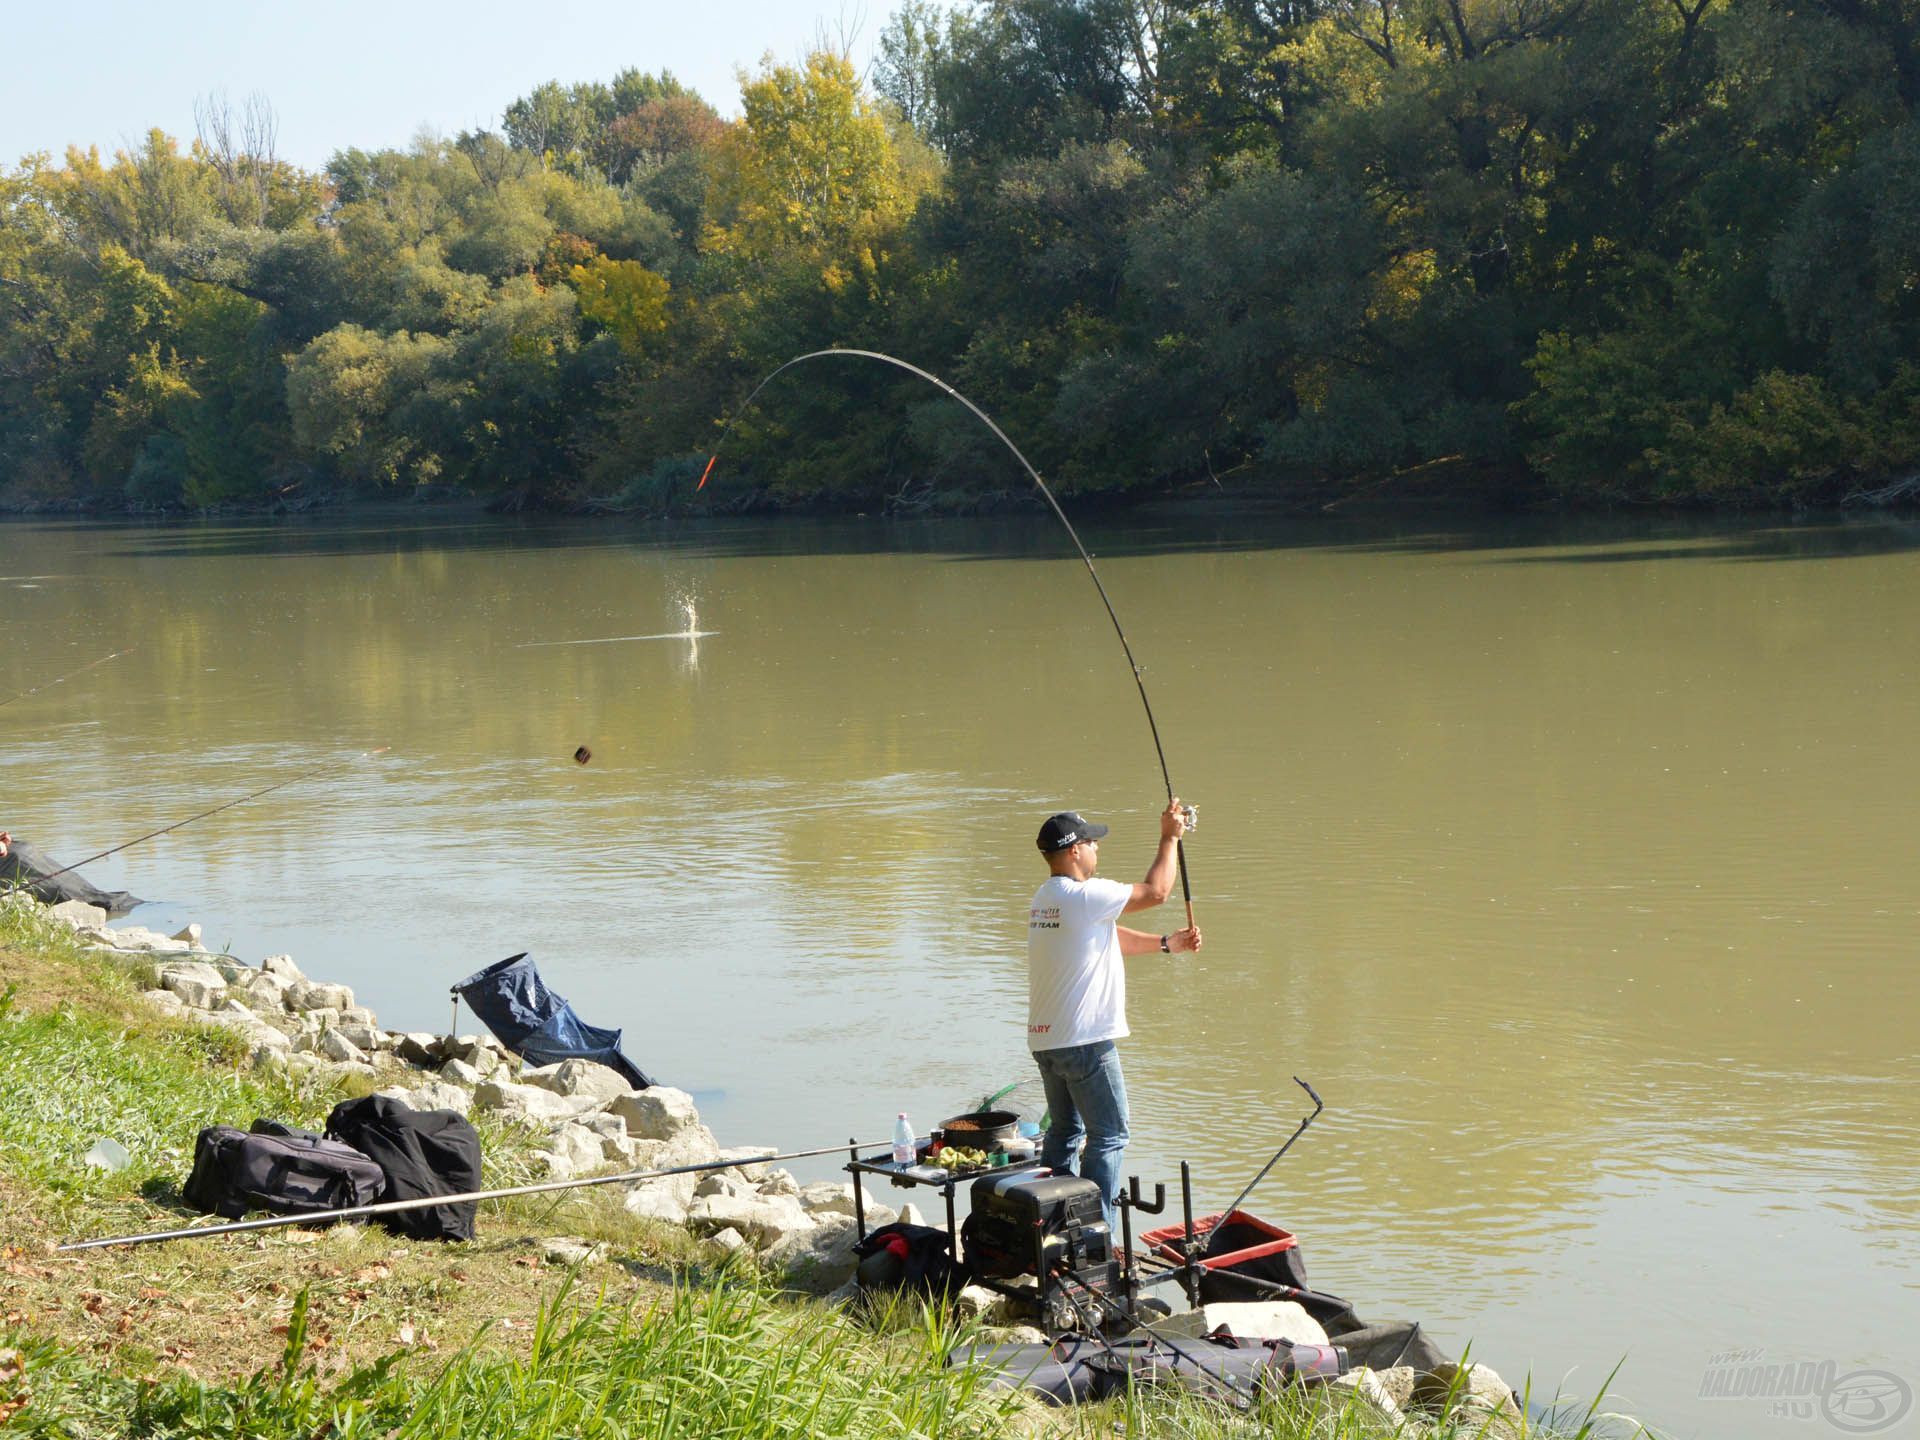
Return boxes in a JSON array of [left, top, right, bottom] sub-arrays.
[[1030, 905, 1061, 930]]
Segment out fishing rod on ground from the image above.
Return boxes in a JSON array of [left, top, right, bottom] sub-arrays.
[[58, 1136, 890, 1251], [28, 746, 392, 889], [0, 647, 135, 711], [698, 348, 1197, 931]]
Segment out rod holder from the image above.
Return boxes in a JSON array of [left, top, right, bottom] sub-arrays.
[[1124, 1177, 1166, 1215]]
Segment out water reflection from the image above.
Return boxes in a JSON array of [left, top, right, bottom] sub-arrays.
[[2, 511, 1916, 1439]]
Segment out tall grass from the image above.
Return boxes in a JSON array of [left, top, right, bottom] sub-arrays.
[[0, 907, 320, 1215], [3, 1274, 1027, 1439]]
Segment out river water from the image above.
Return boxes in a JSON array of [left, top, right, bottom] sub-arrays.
[[2, 510, 1915, 1436]]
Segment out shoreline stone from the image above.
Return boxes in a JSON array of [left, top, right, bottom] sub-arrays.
[[27, 896, 912, 1320]]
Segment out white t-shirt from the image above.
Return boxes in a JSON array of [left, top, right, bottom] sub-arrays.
[[1027, 874, 1132, 1052]]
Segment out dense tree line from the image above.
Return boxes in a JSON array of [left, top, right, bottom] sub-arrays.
[[3, 0, 1917, 514]]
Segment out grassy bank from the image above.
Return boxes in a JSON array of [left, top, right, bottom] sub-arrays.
[[0, 896, 1641, 1437]]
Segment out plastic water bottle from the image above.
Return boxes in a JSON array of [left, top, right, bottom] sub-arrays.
[[891, 1112, 916, 1165]]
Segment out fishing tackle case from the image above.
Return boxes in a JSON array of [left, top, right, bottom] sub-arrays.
[[182, 1122, 387, 1221]]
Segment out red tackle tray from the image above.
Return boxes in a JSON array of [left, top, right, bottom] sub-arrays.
[[1140, 1210, 1297, 1269]]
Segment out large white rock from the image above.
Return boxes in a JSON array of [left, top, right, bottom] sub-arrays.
[[766, 1214, 864, 1294], [171, 923, 202, 947], [685, 1192, 815, 1249], [340, 1006, 378, 1027], [101, 925, 191, 953], [377, 1081, 472, 1116], [616, 1125, 724, 1217], [694, 1173, 748, 1200], [286, 980, 354, 1013], [625, 1186, 692, 1225], [714, 1145, 777, 1181], [48, 900, 107, 930], [157, 961, 228, 1009], [520, 1059, 634, 1102], [1323, 1368, 1406, 1426], [953, 1285, 1004, 1320], [242, 1020, 292, 1052], [541, 1236, 608, 1267], [1375, 1367, 1418, 1410], [757, 1169, 799, 1197], [608, 1086, 701, 1141], [442, 1035, 489, 1064], [393, 1033, 442, 1067], [232, 971, 288, 1011], [333, 1022, 381, 1053], [580, 1114, 634, 1163], [1201, 1300, 1329, 1346], [547, 1123, 607, 1175], [1412, 1362, 1522, 1432], [140, 988, 188, 1018], [473, 1079, 601, 1124], [260, 954, 303, 982], [797, 1181, 896, 1227], [440, 1058, 483, 1086], [318, 1029, 369, 1065]]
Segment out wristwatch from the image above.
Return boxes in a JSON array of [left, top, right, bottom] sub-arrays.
[[1159, 934, 1171, 953]]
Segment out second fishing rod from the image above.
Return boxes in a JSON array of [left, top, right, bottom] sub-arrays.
[[24, 747, 392, 890]]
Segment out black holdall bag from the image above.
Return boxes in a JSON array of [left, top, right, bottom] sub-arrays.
[[182, 1123, 387, 1221], [325, 1095, 482, 1242]]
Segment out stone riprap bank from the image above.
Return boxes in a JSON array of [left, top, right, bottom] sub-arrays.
[[35, 897, 915, 1297]]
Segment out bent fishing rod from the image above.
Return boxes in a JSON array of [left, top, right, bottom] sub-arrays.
[[30, 747, 391, 889], [59, 1135, 888, 1251], [699, 347, 1195, 927], [0, 647, 135, 711]]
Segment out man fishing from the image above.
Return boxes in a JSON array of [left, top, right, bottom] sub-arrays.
[[1027, 799, 1201, 1223]]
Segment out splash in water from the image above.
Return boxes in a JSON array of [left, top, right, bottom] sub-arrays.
[[517, 593, 716, 648]]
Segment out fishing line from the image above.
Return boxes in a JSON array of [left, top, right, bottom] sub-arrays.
[[30, 746, 391, 888], [700, 348, 1194, 925], [0, 647, 135, 711]]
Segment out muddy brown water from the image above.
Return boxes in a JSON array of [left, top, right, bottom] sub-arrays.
[[3, 511, 1916, 1437]]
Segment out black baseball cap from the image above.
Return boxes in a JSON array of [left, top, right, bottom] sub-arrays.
[[1037, 811, 1109, 852]]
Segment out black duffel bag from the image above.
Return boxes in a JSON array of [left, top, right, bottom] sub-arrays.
[[325, 1095, 482, 1241], [182, 1122, 387, 1221]]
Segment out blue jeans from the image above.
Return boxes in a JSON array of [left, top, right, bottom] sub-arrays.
[[1033, 1039, 1130, 1227]]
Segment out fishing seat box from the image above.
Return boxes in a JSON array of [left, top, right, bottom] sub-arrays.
[[963, 1171, 1112, 1281], [1140, 1210, 1308, 1303]]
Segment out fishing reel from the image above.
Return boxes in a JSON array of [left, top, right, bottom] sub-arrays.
[[1179, 803, 1198, 833]]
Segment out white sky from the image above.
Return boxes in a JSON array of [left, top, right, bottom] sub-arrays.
[[6, 0, 888, 172]]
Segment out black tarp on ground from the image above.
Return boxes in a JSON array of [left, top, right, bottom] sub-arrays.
[[0, 838, 139, 914], [451, 952, 654, 1089], [958, 1331, 1373, 1408], [325, 1095, 483, 1241]]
